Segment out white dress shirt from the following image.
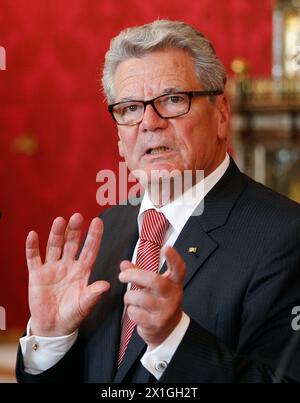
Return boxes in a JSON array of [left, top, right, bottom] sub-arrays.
[[20, 154, 230, 379]]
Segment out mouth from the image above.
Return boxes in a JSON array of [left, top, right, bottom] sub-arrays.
[[145, 146, 172, 156]]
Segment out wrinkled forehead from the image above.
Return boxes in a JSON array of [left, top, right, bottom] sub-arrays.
[[113, 49, 202, 101]]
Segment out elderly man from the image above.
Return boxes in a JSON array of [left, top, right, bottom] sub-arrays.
[[17, 20, 300, 383]]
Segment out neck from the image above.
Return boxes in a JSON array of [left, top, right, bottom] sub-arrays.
[[145, 172, 201, 207]]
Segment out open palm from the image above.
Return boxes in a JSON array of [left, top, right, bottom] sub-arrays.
[[26, 213, 110, 336]]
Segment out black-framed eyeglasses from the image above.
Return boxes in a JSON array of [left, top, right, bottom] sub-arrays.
[[108, 90, 223, 126]]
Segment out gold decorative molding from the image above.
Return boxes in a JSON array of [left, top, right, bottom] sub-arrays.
[[11, 134, 39, 156]]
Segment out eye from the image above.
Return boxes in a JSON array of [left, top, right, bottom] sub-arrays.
[[161, 94, 186, 105], [126, 105, 138, 112], [118, 103, 142, 115], [169, 95, 183, 103]]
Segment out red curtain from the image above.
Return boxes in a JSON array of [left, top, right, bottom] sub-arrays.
[[0, 0, 274, 330]]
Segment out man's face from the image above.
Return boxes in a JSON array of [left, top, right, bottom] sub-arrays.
[[114, 48, 230, 183]]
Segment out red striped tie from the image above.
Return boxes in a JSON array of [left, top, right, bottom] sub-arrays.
[[118, 209, 169, 367]]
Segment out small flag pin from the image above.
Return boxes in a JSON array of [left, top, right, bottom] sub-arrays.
[[188, 247, 198, 253]]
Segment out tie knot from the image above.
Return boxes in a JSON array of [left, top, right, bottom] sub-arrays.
[[140, 209, 169, 246]]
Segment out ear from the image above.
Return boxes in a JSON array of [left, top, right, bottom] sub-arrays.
[[216, 95, 230, 141], [118, 139, 125, 158]]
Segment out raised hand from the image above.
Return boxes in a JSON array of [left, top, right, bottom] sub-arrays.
[[118, 246, 186, 349], [26, 213, 110, 337]]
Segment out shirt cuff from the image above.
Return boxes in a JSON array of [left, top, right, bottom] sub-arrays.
[[19, 319, 78, 375], [140, 312, 190, 380]]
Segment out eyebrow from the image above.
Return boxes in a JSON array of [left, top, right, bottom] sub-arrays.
[[118, 96, 137, 102], [117, 87, 185, 103], [162, 87, 184, 94]]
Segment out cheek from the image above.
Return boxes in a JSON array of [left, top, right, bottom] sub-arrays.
[[178, 123, 204, 155], [118, 140, 125, 158], [118, 130, 136, 154], [181, 126, 214, 169]]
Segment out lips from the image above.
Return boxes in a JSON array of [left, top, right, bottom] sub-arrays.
[[145, 146, 171, 155]]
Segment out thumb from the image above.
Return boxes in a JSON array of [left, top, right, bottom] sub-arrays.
[[162, 246, 186, 285], [80, 281, 110, 316]]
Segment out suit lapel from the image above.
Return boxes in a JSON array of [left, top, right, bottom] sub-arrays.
[[113, 326, 146, 382], [166, 218, 219, 288]]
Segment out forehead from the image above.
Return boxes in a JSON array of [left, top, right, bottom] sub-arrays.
[[113, 48, 202, 100]]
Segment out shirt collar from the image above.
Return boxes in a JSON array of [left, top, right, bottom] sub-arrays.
[[138, 153, 230, 235]]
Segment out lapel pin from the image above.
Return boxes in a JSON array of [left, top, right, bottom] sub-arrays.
[[188, 247, 198, 254]]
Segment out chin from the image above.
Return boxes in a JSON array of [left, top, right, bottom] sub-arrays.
[[145, 160, 183, 172], [149, 167, 182, 179]]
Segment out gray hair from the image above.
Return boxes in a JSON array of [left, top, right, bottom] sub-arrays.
[[102, 19, 227, 104]]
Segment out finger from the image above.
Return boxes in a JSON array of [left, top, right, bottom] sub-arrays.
[[26, 231, 42, 270], [79, 280, 110, 317], [120, 261, 144, 290], [78, 217, 103, 270], [45, 217, 67, 263], [120, 260, 138, 271], [119, 268, 158, 290], [162, 246, 186, 284], [62, 213, 84, 260], [127, 305, 149, 328], [124, 288, 158, 312]]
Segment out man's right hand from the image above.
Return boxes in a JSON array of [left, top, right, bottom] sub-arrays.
[[26, 213, 110, 337]]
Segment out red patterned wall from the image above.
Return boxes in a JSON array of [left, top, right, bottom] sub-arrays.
[[0, 0, 274, 329]]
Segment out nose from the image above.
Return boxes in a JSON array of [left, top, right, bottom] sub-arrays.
[[139, 103, 168, 132]]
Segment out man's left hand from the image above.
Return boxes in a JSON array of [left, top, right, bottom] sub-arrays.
[[119, 246, 186, 349]]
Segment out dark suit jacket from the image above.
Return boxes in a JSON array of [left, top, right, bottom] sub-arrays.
[[16, 159, 300, 382]]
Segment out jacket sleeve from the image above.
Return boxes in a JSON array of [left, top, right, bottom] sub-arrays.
[[16, 337, 82, 383]]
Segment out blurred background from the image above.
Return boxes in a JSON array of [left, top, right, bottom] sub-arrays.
[[1, 0, 300, 382]]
